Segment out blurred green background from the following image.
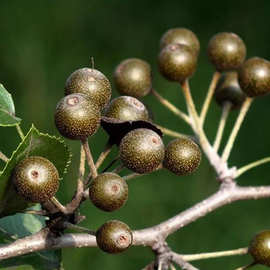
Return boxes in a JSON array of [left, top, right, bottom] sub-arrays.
[[0, 0, 270, 269]]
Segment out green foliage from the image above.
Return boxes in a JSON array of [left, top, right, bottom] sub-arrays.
[[0, 84, 21, 127], [0, 125, 71, 217], [0, 205, 62, 270]]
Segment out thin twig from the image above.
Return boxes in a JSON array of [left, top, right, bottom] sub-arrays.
[[111, 164, 125, 174], [95, 141, 112, 170], [15, 124, 24, 140], [222, 97, 253, 162], [236, 157, 270, 178], [171, 253, 199, 270], [64, 222, 96, 235], [123, 173, 141, 181], [156, 124, 187, 139], [81, 139, 98, 179], [18, 210, 48, 216], [234, 262, 256, 270], [170, 264, 177, 270], [200, 71, 221, 126], [181, 247, 248, 261], [50, 197, 68, 215], [213, 102, 232, 152], [0, 151, 8, 162], [151, 88, 191, 124]]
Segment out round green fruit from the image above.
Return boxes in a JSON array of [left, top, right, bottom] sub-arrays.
[[114, 58, 152, 98], [215, 71, 246, 109], [207, 32, 246, 71], [96, 220, 133, 254], [160, 27, 200, 55], [119, 128, 165, 174], [89, 173, 128, 212], [12, 156, 59, 203], [158, 43, 197, 82], [54, 93, 101, 140], [249, 230, 270, 266], [163, 137, 201, 176], [238, 57, 270, 97], [104, 96, 149, 122], [65, 68, 111, 109]]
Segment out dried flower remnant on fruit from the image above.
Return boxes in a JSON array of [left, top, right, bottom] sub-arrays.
[[104, 96, 149, 122], [249, 230, 270, 266], [54, 93, 101, 140], [119, 128, 165, 174], [12, 156, 59, 203], [65, 68, 112, 109], [89, 173, 128, 212], [215, 71, 246, 109], [163, 137, 201, 175], [114, 58, 152, 98], [160, 27, 200, 55], [238, 57, 270, 97], [96, 220, 133, 254], [207, 32, 246, 71], [158, 43, 197, 82]]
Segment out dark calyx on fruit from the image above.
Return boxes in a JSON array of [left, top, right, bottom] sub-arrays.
[[238, 57, 270, 97], [119, 128, 165, 174], [158, 43, 197, 82], [96, 220, 133, 254], [55, 93, 101, 140], [114, 58, 152, 98], [104, 96, 149, 122], [215, 71, 246, 109], [163, 137, 201, 176], [65, 68, 111, 109], [207, 32, 246, 71], [249, 230, 270, 266], [160, 27, 200, 55], [12, 156, 59, 203], [89, 173, 128, 212]]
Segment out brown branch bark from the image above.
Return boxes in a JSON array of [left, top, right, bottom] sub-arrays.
[[1, 184, 270, 260]]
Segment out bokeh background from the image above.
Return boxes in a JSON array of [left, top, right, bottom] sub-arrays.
[[1, 1, 270, 269]]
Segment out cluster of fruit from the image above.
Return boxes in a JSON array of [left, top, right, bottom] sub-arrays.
[[10, 27, 270, 266]]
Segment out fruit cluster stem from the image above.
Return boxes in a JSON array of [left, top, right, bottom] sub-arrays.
[[0, 151, 8, 162], [222, 97, 253, 162], [15, 124, 24, 140]]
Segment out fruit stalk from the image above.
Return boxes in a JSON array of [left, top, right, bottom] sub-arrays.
[[0, 151, 8, 162]]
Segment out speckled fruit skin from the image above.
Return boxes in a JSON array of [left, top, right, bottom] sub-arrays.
[[249, 230, 270, 266], [114, 58, 152, 98], [65, 68, 111, 109], [158, 43, 197, 82], [215, 71, 246, 109], [54, 93, 101, 140], [207, 32, 246, 71], [104, 96, 149, 121], [119, 128, 165, 174], [96, 220, 133, 254], [89, 173, 128, 212], [238, 57, 270, 97], [163, 138, 201, 176], [160, 28, 200, 55], [12, 156, 59, 203]]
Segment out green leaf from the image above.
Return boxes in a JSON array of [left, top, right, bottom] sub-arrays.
[[0, 205, 62, 270], [0, 84, 21, 127], [0, 125, 71, 217]]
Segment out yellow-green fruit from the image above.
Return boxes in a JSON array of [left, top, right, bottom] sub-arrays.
[[96, 220, 133, 254], [114, 58, 152, 98], [160, 27, 200, 55], [249, 230, 270, 266], [163, 138, 201, 175], [89, 173, 128, 212], [65, 68, 111, 109], [55, 93, 101, 140], [238, 57, 270, 97], [215, 71, 246, 109], [12, 156, 59, 203], [104, 96, 149, 121], [119, 128, 165, 174], [207, 32, 246, 71], [158, 43, 197, 82]]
